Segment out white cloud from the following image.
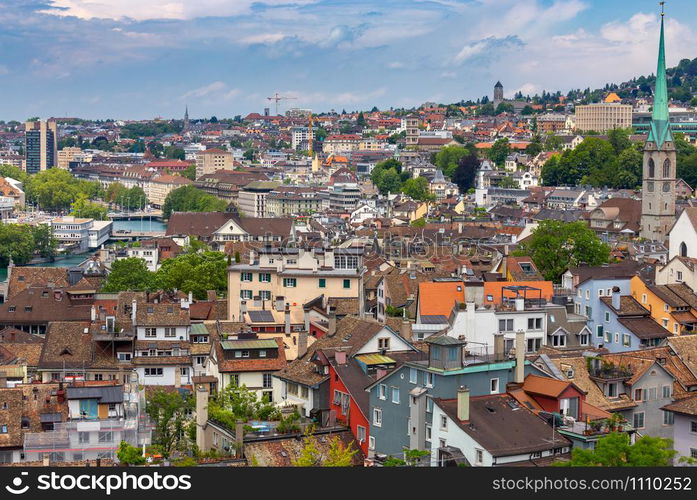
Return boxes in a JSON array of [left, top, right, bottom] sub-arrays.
[[180, 81, 242, 102], [40, 0, 321, 21]]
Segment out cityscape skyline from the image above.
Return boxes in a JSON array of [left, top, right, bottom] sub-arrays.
[[1, 0, 697, 120]]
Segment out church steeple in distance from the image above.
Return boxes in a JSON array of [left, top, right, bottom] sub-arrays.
[[640, 2, 676, 243]]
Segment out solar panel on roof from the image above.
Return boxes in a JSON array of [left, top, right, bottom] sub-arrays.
[[248, 310, 275, 323], [420, 315, 449, 324]]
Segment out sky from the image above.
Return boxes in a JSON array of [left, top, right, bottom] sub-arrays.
[[1, 0, 697, 121]]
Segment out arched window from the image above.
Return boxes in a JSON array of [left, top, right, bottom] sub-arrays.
[[681, 242, 688, 257], [663, 158, 671, 178], [649, 158, 655, 178]]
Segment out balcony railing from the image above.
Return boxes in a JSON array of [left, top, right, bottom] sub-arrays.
[[589, 364, 633, 381]]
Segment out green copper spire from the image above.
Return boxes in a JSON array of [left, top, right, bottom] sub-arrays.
[[648, 7, 672, 147]]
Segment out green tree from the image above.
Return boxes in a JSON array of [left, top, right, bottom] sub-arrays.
[[70, 194, 108, 220], [356, 112, 366, 127], [116, 441, 146, 465], [30, 224, 57, 259], [451, 151, 479, 193], [607, 128, 632, 155], [164, 146, 185, 160], [557, 432, 675, 467], [145, 389, 193, 458], [544, 134, 564, 151], [525, 136, 543, 156], [102, 257, 155, 292], [410, 218, 426, 228], [371, 166, 404, 195], [208, 383, 280, 427], [106, 182, 128, 204], [0, 223, 36, 266], [155, 251, 227, 299], [487, 138, 510, 167], [497, 176, 519, 188], [435, 146, 472, 178], [162, 185, 227, 218], [293, 428, 357, 467], [495, 102, 514, 114], [401, 177, 434, 201], [181, 164, 196, 181], [116, 186, 148, 210], [514, 220, 610, 282], [0, 164, 28, 183]]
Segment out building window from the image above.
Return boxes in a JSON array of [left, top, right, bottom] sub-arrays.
[[440, 415, 448, 431], [283, 278, 297, 288], [240, 290, 252, 300], [378, 338, 390, 351], [378, 384, 386, 400], [526, 338, 541, 353], [263, 373, 273, 389], [241, 272, 253, 282], [691, 421, 697, 434], [343, 279, 351, 289], [373, 408, 382, 427], [144, 368, 163, 377], [596, 325, 604, 338], [527, 318, 542, 330], [608, 383, 617, 398], [144, 328, 156, 337], [490, 378, 499, 394], [78, 432, 89, 444], [551, 334, 566, 347], [259, 350, 267, 358], [663, 411, 674, 426], [391, 387, 400, 404], [409, 368, 417, 384], [633, 412, 645, 429], [427, 397, 433, 413], [164, 327, 176, 338], [662, 385, 672, 399], [98, 431, 114, 443], [180, 367, 189, 376], [498, 319, 513, 332], [634, 388, 643, 402], [579, 333, 589, 346], [259, 273, 271, 283], [475, 449, 484, 465], [318, 278, 326, 288], [369, 436, 375, 450], [605, 312, 610, 322], [425, 372, 435, 388], [426, 425, 432, 441], [622, 334, 631, 347], [357, 425, 366, 443]]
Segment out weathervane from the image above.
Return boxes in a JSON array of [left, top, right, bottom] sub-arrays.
[[660, 1, 665, 16]]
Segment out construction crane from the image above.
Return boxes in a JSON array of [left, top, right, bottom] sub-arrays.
[[266, 93, 297, 116]]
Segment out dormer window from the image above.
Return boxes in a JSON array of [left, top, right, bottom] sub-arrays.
[[147, 306, 154, 313]]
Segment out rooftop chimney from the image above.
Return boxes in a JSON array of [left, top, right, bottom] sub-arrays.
[[131, 299, 137, 325], [284, 303, 291, 335], [328, 312, 337, 337], [90, 305, 96, 323], [297, 330, 308, 358], [335, 350, 347, 365], [611, 286, 621, 311], [303, 307, 311, 333], [514, 296, 525, 311], [457, 385, 470, 421], [195, 384, 209, 452], [400, 320, 412, 342], [514, 329, 525, 384], [493, 332, 504, 362]]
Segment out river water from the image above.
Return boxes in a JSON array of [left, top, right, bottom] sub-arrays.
[[0, 219, 168, 281]]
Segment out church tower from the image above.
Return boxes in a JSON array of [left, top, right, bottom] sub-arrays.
[[640, 6, 676, 242], [183, 105, 190, 132], [493, 81, 504, 107]]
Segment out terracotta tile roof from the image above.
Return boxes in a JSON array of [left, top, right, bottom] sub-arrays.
[[614, 346, 697, 398], [0, 383, 67, 449], [166, 212, 236, 239], [38, 322, 93, 370], [0, 287, 92, 324], [600, 296, 650, 316], [135, 303, 190, 327], [7, 267, 69, 298], [2, 343, 43, 367], [522, 374, 584, 398], [244, 430, 364, 466], [662, 393, 697, 416], [417, 281, 465, 317]]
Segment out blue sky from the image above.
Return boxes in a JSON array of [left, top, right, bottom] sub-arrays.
[[1, 0, 697, 120]]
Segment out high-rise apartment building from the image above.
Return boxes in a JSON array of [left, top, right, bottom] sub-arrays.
[[195, 148, 232, 179], [574, 103, 632, 133], [24, 120, 58, 174]]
